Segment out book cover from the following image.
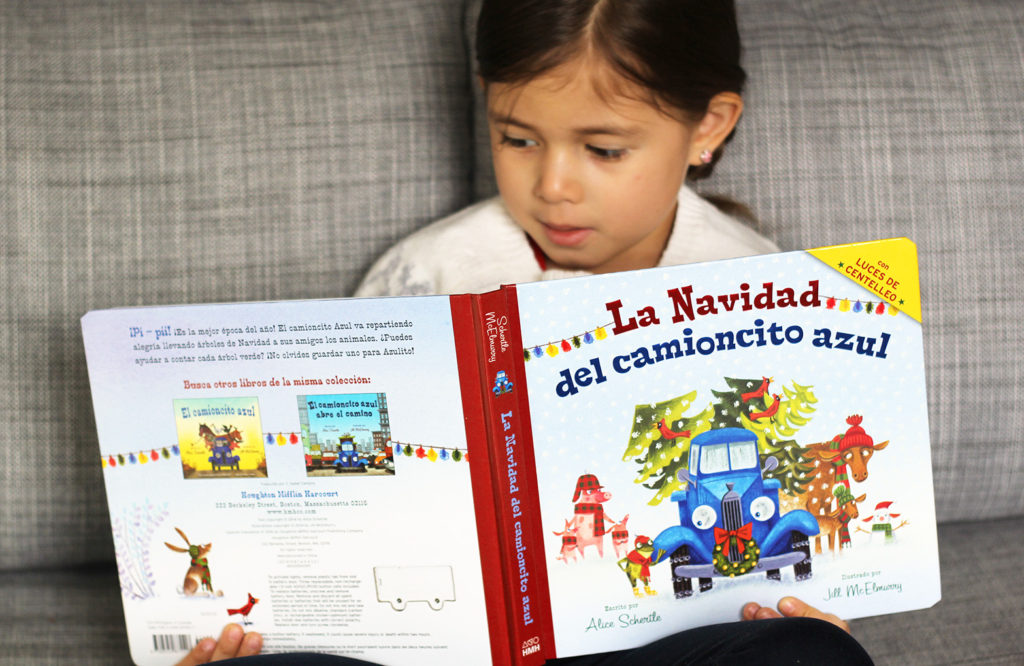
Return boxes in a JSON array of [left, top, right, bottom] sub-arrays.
[[84, 296, 494, 665], [508, 238, 937, 658], [82, 238, 938, 665]]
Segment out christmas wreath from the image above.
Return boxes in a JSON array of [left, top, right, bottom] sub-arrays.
[[712, 525, 760, 576]]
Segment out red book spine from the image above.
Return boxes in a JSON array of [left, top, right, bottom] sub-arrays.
[[450, 294, 512, 666], [501, 285, 555, 662], [450, 289, 553, 665]]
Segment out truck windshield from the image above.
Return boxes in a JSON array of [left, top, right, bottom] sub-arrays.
[[729, 441, 758, 469], [699, 440, 758, 474], [701, 443, 730, 474]]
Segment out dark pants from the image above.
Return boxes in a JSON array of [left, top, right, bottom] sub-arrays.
[[215, 618, 873, 665]]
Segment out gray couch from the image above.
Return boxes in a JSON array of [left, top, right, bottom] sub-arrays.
[[2, 0, 1022, 663]]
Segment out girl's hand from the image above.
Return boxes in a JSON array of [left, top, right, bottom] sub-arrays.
[[741, 596, 851, 634], [175, 623, 263, 665]]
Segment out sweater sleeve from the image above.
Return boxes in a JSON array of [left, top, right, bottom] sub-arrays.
[[352, 242, 440, 298]]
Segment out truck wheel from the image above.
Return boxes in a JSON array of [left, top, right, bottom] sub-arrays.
[[698, 577, 713, 592], [792, 532, 812, 580], [670, 545, 693, 598], [766, 567, 781, 581]]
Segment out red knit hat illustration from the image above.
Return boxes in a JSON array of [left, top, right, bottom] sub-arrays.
[[572, 474, 603, 502], [832, 415, 874, 451]]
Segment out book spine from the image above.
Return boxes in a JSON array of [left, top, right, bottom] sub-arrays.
[[450, 294, 514, 666], [500, 285, 555, 662], [452, 289, 552, 665]]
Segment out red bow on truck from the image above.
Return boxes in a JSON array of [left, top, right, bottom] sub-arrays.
[[714, 523, 753, 554]]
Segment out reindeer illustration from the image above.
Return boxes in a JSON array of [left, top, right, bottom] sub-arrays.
[[164, 527, 218, 596], [818, 486, 866, 555], [780, 415, 888, 554]]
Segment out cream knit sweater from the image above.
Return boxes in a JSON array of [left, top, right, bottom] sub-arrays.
[[354, 185, 778, 298]]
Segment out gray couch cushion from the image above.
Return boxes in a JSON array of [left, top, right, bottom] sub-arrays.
[[468, 0, 1024, 523], [715, 0, 1024, 523], [0, 0, 475, 570]]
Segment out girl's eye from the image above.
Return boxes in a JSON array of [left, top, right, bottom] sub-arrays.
[[587, 145, 626, 161], [499, 135, 537, 149]]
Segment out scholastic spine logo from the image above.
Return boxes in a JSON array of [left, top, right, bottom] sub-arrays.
[[521, 636, 541, 657]]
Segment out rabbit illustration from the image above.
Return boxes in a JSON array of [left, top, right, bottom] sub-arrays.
[[164, 527, 219, 596]]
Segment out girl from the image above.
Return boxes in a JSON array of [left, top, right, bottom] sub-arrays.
[[354, 0, 778, 298], [180, 1, 871, 663]]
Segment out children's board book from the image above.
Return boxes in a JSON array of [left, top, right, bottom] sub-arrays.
[[83, 238, 939, 665]]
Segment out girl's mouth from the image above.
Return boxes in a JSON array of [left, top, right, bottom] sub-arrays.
[[540, 220, 592, 247]]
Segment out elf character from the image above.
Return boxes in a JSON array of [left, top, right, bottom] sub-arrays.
[[618, 535, 656, 597]]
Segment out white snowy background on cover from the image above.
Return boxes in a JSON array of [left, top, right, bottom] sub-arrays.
[[82, 296, 490, 666], [515, 249, 938, 658]]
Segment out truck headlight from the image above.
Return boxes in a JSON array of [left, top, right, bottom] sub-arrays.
[[691, 505, 717, 530], [750, 496, 776, 521]]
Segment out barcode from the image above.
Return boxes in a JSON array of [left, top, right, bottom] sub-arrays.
[[152, 634, 193, 652]]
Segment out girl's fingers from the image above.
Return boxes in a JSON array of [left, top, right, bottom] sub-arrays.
[[740, 597, 849, 634], [175, 637, 216, 666], [237, 631, 264, 658], [777, 596, 851, 633], [209, 623, 246, 661]]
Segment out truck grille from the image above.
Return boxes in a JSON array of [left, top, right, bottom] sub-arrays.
[[722, 483, 743, 562]]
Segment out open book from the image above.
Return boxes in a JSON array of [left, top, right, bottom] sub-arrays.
[[82, 238, 939, 665]]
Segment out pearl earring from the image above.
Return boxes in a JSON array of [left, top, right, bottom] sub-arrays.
[[699, 149, 713, 164]]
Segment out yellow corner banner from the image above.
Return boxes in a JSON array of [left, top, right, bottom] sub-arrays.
[[807, 238, 921, 322]]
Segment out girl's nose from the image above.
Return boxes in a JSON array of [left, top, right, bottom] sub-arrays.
[[535, 151, 582, 204]]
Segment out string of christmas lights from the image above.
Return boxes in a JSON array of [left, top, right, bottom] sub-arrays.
[[265, 432, 301, 446], [523, 322, 612, 361], [390, 440, 468, 462], [823, 295, 900, 316], [101, 446, 180, 468], [102, 428, 301, 470]]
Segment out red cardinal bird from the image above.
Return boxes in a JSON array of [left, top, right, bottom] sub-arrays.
[[227, 593, 259, 625], [749, 394, 781, 422], [657, 419, 691, 440], [741, 377, 772, 402]]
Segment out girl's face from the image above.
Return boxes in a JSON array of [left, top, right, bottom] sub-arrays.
[[486, 58, 701, 274]]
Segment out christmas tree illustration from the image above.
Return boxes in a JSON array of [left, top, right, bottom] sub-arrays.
[[624, 377, 818, 504]]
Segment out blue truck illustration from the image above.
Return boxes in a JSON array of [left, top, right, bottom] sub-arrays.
[[652, 427, 819, 598]]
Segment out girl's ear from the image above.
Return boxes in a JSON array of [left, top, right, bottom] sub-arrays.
[[688, 92, 744, 165]]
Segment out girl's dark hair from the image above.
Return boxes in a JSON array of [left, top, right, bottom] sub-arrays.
[[476, 0, 745, 183]]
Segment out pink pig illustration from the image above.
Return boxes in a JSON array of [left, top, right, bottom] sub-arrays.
[[571, 474, 619, 558], [552, 519, 580, 563]]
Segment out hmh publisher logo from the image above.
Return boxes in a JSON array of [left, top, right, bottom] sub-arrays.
[[521, 636, 541, 657]]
